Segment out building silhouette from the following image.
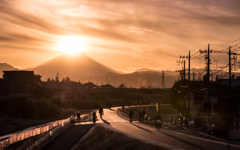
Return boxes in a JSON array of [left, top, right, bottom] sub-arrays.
[[1, 70, 41, 93]]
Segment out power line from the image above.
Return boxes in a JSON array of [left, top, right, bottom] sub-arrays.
[[210, 38, 240, 46]]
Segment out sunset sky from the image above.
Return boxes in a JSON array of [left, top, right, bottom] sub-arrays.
[[0, 0, 240, 73]]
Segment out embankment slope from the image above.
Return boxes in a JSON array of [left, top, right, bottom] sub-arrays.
[[71, 124, 183, 150]]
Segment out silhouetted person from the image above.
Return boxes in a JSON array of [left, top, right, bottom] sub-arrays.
[[93, 111, 96, 124], [142, 108, 146, 121], [109, 102, 111, 109], [139, 110, 142, 122], [129, 110, 134, 123], [156, 118, 161, 131], [99, 107, 103, 119], [77, 110, 81, 121], [122, 104, 125, 111]]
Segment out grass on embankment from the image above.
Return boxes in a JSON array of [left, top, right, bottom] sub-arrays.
[[71, 124, 182, 150]]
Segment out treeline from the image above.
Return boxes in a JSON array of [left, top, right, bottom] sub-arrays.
[[0, 96, 100, 120]]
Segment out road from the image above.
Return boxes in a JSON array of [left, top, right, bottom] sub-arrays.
[[92, 107, 240, 150]]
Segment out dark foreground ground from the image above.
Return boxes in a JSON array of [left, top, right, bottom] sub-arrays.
[[71, 124, 180, 150], [43, 124, 94, 150]]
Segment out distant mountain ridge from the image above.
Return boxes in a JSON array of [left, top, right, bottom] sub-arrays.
[[134, 68, 178, 75], [0, 57, 180, 88], [0, 63, 17, 77], [32, 53, 120, 80]]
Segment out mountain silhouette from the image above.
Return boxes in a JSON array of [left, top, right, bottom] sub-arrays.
[[0, 63, 17, 77], [31, 53, 179, 87], [32, 53, 119, 81]]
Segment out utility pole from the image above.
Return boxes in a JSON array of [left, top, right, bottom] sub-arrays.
[[187, 50, 191, 128], [188, 50, 191, 82], [183, 60, 186, 80], [180, 52, 191, 128], [214, 60, 219, 68], [229, 46, 232, 90], [207, 44, 210, 134], [207, 44, 210, 83], [193, 70, 195, 81]]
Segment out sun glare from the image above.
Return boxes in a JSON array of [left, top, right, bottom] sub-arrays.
[[57, 36, 87, 54]]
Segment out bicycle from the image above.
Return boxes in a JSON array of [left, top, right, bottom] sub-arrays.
[[156, 123, 161, 131], [156, 119, 161, 131]]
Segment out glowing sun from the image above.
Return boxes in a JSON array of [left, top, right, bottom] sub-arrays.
[[57, 36, 87, 54]]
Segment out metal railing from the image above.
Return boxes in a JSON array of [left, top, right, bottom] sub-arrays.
[[26, 117, 72, 150], [0, 117, 73, 150]]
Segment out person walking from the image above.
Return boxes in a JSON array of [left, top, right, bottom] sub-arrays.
[[139, 110, 142, 122], [122, 104, 125, 111], [77, 110, 81, 123], [129, 110, 134, 123], [99, 107, 104, 119], [142, 108, 146, 122], [92, 111, 97, 124]]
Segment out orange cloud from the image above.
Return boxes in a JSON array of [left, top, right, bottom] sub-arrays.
[[0, 0, 239, 72]]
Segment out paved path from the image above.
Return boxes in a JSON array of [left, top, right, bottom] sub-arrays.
[[93, 107, 240, 150], [44, 107, 240, 150], [43, 124, 94, 150]]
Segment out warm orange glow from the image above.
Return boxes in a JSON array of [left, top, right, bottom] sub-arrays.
[[56, 36, 87, 54]]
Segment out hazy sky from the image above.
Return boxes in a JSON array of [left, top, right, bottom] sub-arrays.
[[0, 0, 240, 72]]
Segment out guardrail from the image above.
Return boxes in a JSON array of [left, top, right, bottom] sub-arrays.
[[26, 117, 72, 150], [0, 116, 73, 150]]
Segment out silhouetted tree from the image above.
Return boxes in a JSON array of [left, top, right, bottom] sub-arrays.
[[55, 72, 59, 82], [51, 78, 54, 82], [47, 78, 51, 82], [61, 78, 66, 82], [119, 83, 127, 88], [66, 76, 70, 82]]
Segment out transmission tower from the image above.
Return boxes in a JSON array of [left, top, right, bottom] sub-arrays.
[[162, 70, 164, 89]]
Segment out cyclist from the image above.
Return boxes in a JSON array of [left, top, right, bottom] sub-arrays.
[[156, 119, 161, 131], [129, 110, 134, 123], [155, 113, 161, 130]]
